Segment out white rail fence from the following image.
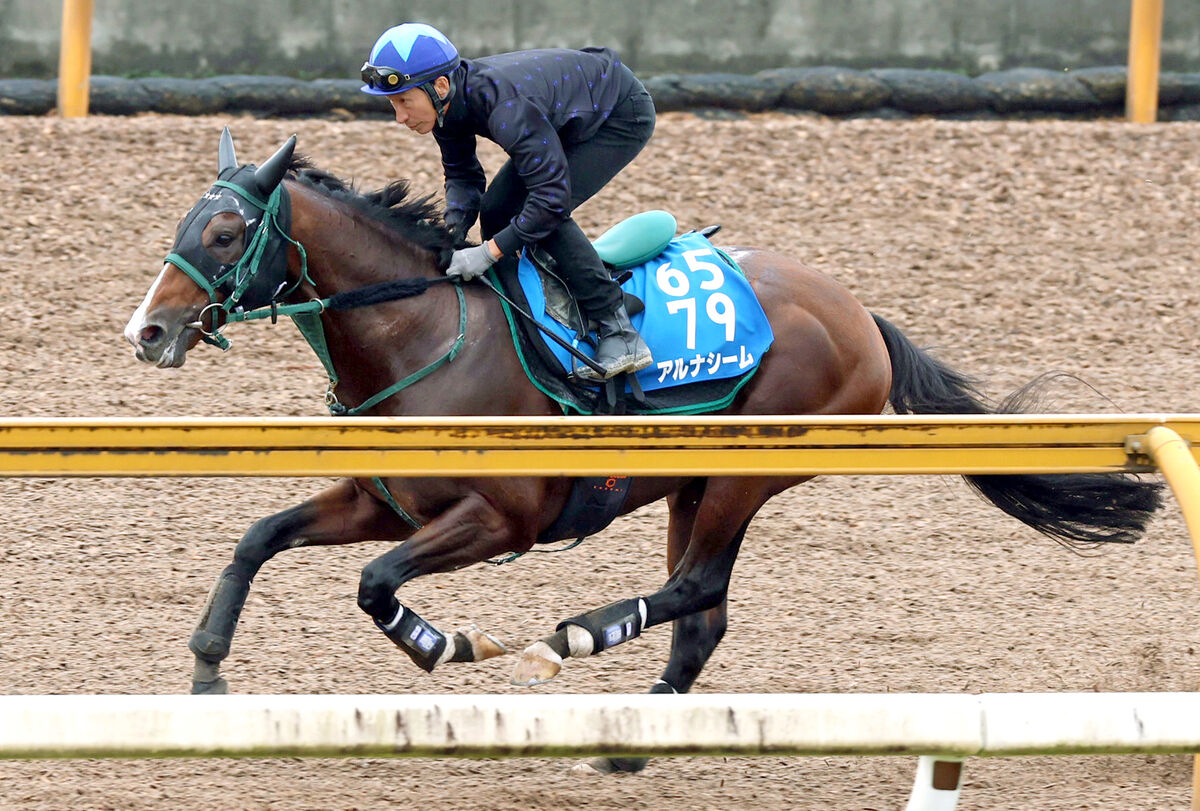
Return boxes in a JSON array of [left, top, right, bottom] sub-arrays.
[[2, 693, 1199, 810], [4, 692, 1197, 759]]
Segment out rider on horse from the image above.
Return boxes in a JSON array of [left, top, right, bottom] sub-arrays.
[[360, 22, 656, 381]]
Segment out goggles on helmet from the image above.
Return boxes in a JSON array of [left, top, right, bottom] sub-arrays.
[[361, 62, 409, 92]]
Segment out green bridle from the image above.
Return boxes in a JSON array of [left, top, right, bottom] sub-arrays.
[[165, 179, 312, 352], [166, 175, 467, 418]]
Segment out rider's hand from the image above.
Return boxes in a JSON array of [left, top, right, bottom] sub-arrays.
[[446, 242, 499, 280]]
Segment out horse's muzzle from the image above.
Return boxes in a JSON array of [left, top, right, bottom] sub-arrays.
[[125, 315, 193, 368]]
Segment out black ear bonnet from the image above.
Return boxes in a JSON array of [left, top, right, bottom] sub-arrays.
[[168, 164, 293, 311]]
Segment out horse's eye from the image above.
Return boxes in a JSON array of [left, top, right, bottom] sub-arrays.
[[214, 234, 235, 248]]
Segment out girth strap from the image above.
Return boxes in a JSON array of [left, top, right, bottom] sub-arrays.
[[370, 477, 422, 529]]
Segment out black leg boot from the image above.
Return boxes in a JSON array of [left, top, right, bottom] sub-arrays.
[[577, 302, 653, 380]]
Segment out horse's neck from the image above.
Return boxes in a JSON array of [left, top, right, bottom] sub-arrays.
[[287, 182, 437, 294], [285, 183, 463, 414]]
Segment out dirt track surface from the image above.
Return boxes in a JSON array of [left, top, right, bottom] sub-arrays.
[[2, 111, 1200, 810]]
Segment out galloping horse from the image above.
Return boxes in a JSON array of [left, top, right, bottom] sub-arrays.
[[126, 131, 1160, 771]]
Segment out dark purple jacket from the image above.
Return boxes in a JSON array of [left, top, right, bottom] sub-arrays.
[[434, 47, 638, 255]]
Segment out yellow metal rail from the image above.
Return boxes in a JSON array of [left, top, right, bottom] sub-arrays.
[[0, 414, 1197, 478]]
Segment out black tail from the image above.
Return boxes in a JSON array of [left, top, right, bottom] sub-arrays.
[[871, 313, 1163, 546]]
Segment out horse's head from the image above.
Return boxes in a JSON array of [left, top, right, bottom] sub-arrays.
[[125, 128, 298, 367]]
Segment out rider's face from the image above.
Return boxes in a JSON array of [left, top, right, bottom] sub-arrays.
[[387, 88, 437, 134]]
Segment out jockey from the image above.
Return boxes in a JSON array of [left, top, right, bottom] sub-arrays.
[[360, 22, 656, 381]]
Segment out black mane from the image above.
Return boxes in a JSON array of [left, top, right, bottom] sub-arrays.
[[286, 155, 458, 268]]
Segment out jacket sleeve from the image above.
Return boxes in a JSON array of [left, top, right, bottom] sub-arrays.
[[435, 129, 486, 237], [485, 96, 572, 256]]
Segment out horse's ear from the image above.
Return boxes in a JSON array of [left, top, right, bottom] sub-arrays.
[[254, 135, 297, 194], [218, 126, 238, 175]]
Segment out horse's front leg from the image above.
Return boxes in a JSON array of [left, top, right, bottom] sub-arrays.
[[513, 477, 761, 686], [577, 479, 720, 775], [190, 478, 405, 694], [356, 489, 535, 673], [575, 603, 728, 775]]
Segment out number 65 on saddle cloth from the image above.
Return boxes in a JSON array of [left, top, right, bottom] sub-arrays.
[[516, 231, 775, 393]]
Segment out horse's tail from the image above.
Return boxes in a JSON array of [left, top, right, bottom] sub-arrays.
[[870, 313, 1162, 546]]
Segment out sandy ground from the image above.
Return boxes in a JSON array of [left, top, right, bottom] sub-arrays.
[[1, 111, 1200, 809]]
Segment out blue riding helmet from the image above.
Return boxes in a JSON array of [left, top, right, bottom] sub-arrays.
[[360, 23, 460, 96]]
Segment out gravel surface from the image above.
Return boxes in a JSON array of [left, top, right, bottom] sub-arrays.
[[1, 112, 1199, 809]]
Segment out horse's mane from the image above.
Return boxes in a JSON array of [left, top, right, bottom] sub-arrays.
[[286, 155, 458, 269]]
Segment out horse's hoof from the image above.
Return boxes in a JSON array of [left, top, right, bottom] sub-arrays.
[[570, 757, 648, 775], [570, 759, 612, 776], [602, 756, 650, 773], [191, 677, 228, 695], [510, 641, 562, 685], [463, 625, 507, 661]]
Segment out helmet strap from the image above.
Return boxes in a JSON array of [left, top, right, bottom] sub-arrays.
[[423, 73, 457, 129]]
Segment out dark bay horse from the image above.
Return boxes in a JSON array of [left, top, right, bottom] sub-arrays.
[[126, 130, 1160, 770]]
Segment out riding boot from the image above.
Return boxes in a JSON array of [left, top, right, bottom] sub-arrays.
[[577, 302, 653, 381]]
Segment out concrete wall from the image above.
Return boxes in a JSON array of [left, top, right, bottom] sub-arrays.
[[4, 0, 1200, 79]]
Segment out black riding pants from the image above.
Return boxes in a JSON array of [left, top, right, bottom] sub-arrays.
[[479, 87, 656, 319]]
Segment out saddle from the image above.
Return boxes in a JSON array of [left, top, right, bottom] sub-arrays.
[[489, 211, 775, 416], [528, 210, 675, 336], [488, 212, 776, 548]]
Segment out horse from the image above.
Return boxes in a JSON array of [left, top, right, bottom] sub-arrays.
[[125, 130, 1161, 773]]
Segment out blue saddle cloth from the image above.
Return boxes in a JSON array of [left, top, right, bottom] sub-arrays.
[[516, 232, 774, 393]]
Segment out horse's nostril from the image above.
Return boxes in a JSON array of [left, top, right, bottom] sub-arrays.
[[139, 325, 165, 347]]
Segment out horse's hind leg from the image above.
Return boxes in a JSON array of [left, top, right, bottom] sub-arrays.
[[190, 478, 405, 694]]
